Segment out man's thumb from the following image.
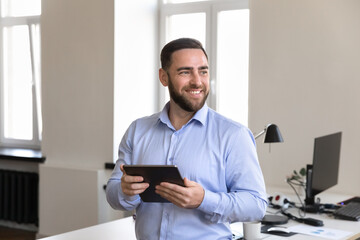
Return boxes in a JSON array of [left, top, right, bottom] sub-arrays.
[[184, 177, 195, 187]]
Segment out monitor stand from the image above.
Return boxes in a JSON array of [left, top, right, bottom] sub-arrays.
[[302, 164, 323, 213], [301, 203, 323, 213]]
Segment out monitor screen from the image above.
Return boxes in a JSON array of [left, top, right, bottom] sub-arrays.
[[311, 132, 342, 196]]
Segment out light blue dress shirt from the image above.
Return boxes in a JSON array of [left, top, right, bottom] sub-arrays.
[[106, 103, 267, 240]]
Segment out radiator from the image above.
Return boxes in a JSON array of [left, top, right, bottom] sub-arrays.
[[0, 169, 39, 225]]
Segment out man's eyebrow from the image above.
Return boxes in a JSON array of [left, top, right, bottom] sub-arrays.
[[176, 66, 208, 71], [199, 66, 209, 70], [177, 67, 193, 71]]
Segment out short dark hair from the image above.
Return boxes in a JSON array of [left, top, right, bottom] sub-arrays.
[[160, 38, 208, 71]]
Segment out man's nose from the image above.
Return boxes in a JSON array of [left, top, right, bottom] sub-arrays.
[[190, 72, 202, 86]]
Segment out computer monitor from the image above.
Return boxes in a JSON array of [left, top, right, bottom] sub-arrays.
[[304, 132, 342, 212]]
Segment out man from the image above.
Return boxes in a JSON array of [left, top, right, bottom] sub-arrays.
[[106, 38, 267, 239]]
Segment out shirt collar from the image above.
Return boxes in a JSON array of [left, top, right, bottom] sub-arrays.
[[192, 103, 208, 126], [159, 102, 171, 127], [159, 102, 208, 128]]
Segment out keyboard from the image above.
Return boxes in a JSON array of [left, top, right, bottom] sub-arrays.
[[333, 202, 360, 221]]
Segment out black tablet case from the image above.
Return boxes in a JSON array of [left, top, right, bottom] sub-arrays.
[[123, 165, 185, 202]]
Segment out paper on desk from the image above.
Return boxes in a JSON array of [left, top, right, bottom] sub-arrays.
[[288, 225, 353, 239]]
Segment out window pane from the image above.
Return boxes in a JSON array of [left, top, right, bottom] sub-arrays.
[[32, 24, 42, 140], [2, 25, 33, 140], [217, 9, 249, 126], [1, 0, 41, 17], [167, 13, 206, 47]]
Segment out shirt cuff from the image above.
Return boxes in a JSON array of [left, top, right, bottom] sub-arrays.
[[197, 189, 221, 216]]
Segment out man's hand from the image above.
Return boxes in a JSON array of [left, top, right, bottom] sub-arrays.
[[155, 178, 204, 209], [120, 164, 149, 196]]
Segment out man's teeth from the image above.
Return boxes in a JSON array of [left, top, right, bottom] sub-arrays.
[[189, 90, 201, 94]]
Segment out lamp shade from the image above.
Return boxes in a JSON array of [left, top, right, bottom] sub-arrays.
[[264, 124, 284, 143]]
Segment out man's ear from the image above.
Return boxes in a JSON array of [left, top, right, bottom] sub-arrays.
[[159, 68, 169, 87]]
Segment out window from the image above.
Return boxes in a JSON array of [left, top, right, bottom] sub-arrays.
[[0, 0, 41, 149], [160, 0, 249, 126]]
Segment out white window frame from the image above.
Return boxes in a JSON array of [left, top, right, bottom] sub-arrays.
[[159, 0, 249, 112], [0, 8, 41, 149]]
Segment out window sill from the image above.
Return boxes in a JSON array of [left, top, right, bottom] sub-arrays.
[[0, 147, 45, 163]]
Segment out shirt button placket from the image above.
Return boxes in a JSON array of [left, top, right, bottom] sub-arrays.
[[159, 206, 170, 240], [168, 132, 178, 165]]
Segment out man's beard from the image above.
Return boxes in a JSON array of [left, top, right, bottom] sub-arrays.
[[167, 74, 209, 112]]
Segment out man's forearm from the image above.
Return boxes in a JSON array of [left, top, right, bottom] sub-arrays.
[[197, 189, 267, 223]]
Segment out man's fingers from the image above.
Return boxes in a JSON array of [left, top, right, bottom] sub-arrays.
[[125, 182, 149, 192], [120, 164, 125, 173], [127, 182, 149, 190], [123, 174, 144, 183], [155, 183, 184, 200], [120, 164, 149, 196], [157, 182, 184, 193], [122, 182, 149, 195], [155, 180, 204, 208]]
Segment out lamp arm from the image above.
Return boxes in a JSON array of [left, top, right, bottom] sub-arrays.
[[254, 129, 266, 139]]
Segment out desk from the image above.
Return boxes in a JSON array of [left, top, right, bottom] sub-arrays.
[[38, 217, 136, 240], [39, 189, 360, 240], [261, 187, 360, 240], [239, 210, 360, 240]]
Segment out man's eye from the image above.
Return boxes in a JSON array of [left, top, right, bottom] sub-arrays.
[[179, 71, 190, 75], [200, 71, 208, 75]]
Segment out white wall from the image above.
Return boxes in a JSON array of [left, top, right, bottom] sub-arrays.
[[39, 0, 158, 237], [40, 0, 115, 236], [249, 0, 360, 196], [41, 0, 115, 169]]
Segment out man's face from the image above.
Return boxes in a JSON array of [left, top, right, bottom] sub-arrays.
[[164, 48, 210, 113]]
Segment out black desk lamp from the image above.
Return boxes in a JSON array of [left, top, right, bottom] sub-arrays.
[[255, 124, 284, 152], [254, 123, 284, 143], [254, 124, 288, 225]]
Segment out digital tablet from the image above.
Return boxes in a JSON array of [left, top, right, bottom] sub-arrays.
[[123, 165, 185, 202]]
